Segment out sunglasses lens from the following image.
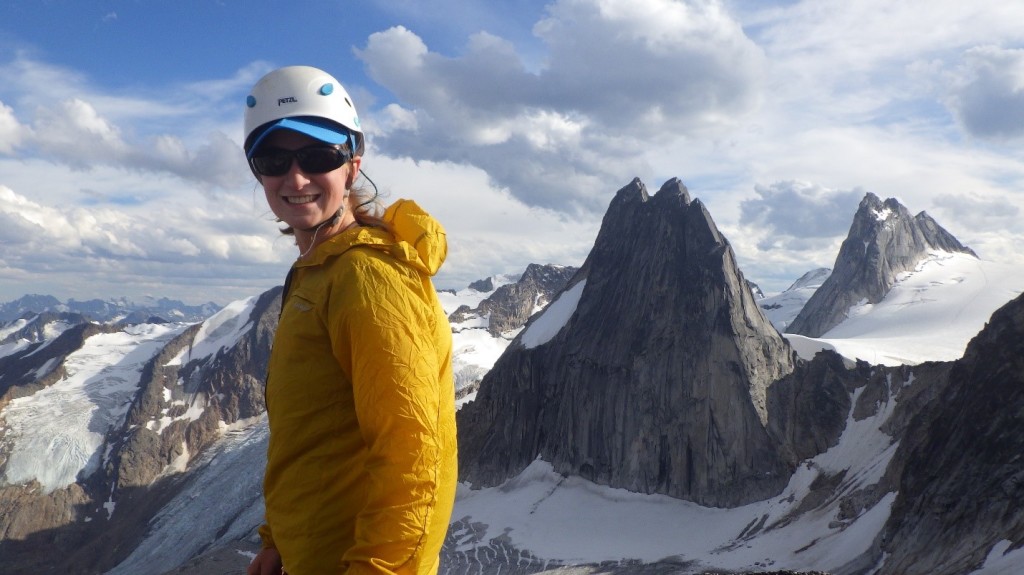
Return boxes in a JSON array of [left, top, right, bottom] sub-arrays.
[[251, 154, 293, 177], [251, 146, 349, 177], [297, 148, 347, 173]]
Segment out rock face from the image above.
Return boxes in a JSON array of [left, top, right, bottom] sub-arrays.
[[878, 292, 1024, 574], [0, 287, 281, 574], [448, 264, 578, 337], [787, 193, 976, 337], [459, 178, 796, 507]]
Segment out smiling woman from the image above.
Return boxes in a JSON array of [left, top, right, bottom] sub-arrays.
[[241, 65, 458, 575]]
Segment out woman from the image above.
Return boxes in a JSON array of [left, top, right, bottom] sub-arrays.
[[243, 66, 457, 575]]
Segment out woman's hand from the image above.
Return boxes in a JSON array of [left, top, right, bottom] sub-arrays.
[[247, 547, 284, 575]]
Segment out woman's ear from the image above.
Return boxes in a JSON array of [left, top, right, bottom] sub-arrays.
[[347, 156, 362, 188]]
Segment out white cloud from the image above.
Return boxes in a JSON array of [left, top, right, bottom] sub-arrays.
[[0, 56, 254, 189], [357, 0, 764, 214], [2, 1, 1024, 304], [946, 46, 1024, 140], [0, 101, 27, 154], [31, 98, 128, 166], [0, 170, 290, 304], [932, 192, 1022, 230], [740, 181, 863, 240]]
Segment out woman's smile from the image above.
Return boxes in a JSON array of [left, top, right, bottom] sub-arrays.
[[284, 194, 319, 205]]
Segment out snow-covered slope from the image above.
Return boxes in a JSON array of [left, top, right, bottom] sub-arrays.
[[759, 268, 831, 332], [787, 252, 1022, 366], [105, 420, 268, 575], [1, 323, 190, 493], [0, 298, 263, 496], [437, 275, 519, 402]]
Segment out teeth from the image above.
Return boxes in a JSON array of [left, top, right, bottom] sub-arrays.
[[286, 195, 316, 204]]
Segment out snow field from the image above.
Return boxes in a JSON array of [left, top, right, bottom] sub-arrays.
[[1, 323, 189, 493], [790, 252, 1023, 366]]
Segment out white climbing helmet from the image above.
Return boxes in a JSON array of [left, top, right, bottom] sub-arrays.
[[243, 65, 364, 158]]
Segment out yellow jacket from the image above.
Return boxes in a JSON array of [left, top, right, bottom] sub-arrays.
[[260, 200, 457, 575]]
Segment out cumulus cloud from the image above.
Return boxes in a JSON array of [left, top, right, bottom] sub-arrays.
[[0, 178, 290, 304], [739, 181, 864, 241], [357, 0, 764, 214], [31, 98, 128, 166], [946, 46, 1024, 140], [20, 97, 250, 188], [931, 191, 1022, 230], [0, 56, 254, 189], [0, 101, 27, 154]]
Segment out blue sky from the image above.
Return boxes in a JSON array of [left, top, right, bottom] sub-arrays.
[[0, 0, 1023, 305]]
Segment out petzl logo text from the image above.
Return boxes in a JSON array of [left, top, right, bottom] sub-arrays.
[[277, 97, 298, 106]]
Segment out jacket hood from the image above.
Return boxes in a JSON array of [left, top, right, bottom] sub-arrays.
[[299, 199, 448, 276]]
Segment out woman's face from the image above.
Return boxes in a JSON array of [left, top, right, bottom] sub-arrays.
[[256, 130, 360, 236]]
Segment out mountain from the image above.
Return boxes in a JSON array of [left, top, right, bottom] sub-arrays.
[[448, 178, 1024, 574], [878, 292, 1024, 574], [787, 193, 976, 338], [439, 266, 576, 400], [447, 263, 578, 338], [0, 294, 221, 324], [0, 289, 280, 573], [458, 178, 796, 507], [1, 178, 1023, 574], [783, 250, 1022, 367], [759, 268, 831, 332]]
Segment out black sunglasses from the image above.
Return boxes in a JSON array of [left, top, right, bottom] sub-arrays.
[[249, 144, 351, 177]]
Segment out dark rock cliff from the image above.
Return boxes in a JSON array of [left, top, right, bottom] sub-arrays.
[[787, 193, 975, 338], [458, 178, 796, 507], [878, 292, 1024, 574]]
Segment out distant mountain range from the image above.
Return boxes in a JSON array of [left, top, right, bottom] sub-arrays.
[[0, 180, 1022, 575], [0, 294, 221, 324]]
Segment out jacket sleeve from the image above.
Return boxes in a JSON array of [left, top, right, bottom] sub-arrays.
[[331, 257, 446, 574]]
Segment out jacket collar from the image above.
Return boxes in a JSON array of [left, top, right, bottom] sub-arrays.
[[295, 199, 447, 277]]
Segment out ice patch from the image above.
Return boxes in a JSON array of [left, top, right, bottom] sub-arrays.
[[0, 323, 188, 493], [0, 318, 30, 341], [971, 540, 1024, 575], [521, 280, 585, 349], [168, 297, 256, 366]]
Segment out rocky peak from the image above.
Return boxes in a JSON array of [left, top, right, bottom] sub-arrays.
[[786, 268, 832, 292], [458, 177, 796, 507], [0, 295, 63, 322], [787, 192, 976, 337], [467, 277, 495, 292], [0, 311, 91, 345], [448, 264, 578, 337]]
